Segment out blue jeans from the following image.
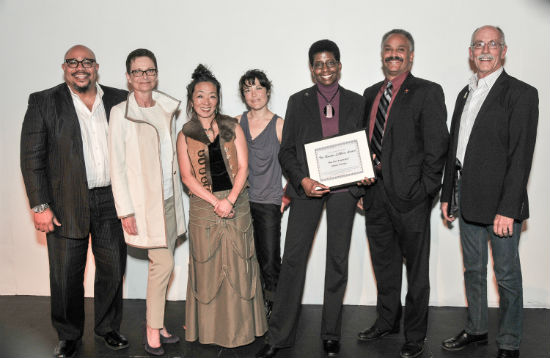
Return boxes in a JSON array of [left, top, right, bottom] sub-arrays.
[[458, 188, 523, 350]]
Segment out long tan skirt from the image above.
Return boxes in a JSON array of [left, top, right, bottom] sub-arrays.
[[185, 190, 267, 348]]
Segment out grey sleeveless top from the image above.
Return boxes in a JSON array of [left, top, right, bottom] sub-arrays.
[[240, 111, 283, 205]]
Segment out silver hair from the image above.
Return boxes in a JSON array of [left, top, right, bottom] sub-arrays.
[[470, 26, 506, 46]]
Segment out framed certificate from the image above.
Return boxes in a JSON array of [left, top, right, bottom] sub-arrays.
[[304, 130, 374, 189]]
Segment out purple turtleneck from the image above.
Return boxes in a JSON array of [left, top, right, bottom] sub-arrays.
[[316, 81, 340, 138]]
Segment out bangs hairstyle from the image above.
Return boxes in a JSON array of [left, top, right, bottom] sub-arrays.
[[308, 39, 340, 66], [238, 69, 272, 103], [126, 48, 157, 74], [186, 64, 222, 118]]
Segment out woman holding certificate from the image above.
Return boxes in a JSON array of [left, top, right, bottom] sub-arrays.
[[256, 39, 367, 358]]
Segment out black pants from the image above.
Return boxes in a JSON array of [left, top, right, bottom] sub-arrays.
[[268, 191, 357, 347], [249, 202, 282, 302], [363, 183, 431, 344], [46, 186, 127, 340]]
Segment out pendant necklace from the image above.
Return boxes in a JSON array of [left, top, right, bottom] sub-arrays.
[[317, 86, 340, 119], [203, 119, 215, 139]]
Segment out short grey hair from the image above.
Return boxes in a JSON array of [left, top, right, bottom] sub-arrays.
[[470, 25, 506, 46], [381, 29, 415, 52]]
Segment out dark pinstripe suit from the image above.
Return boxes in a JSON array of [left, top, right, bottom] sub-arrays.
[[20, 83, 128, 339]]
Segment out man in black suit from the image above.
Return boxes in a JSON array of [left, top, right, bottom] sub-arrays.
[[256, 39, 366, 358], [357, 29, 449, 358], [440, 26, 538, 358], [20, 45, 129, 358]]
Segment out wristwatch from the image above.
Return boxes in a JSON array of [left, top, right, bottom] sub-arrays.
[[32, 203, 49, 213]]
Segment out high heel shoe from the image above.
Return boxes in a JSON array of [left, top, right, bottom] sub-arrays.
[[159, 328, 180, 344], [143, 325, 165, 356]]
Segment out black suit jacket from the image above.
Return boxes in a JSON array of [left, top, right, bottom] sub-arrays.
[[441, 70, 538, 224], [20, 83, 128, 238], [278, 85, 366, 199], [363, 73, 449, 213]]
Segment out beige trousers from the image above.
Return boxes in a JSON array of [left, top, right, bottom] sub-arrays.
[[146, 197, 177, 329]]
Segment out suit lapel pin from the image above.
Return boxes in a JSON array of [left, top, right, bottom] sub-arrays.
[[404, 88, 409, 93]]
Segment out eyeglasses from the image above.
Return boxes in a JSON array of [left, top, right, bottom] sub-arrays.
[[65, 58, 96, 68], [312, 60, 339, 70], [130, 68, 158, 77], [471, 40, 503, 50]]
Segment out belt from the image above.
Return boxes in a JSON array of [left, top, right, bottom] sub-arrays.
[[89, 185, 111, 192]]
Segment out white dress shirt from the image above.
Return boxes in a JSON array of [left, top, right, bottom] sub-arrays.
[[456, 67, 503, 165], [69, 84, 111, 189]]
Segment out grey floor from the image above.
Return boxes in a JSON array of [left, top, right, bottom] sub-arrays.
[[1, 296, 548, 358]]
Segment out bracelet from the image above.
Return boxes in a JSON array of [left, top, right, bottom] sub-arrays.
[[225, 197, 235, 207]]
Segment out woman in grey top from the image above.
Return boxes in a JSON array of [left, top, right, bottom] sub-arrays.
[[236, 69, 286, 319]]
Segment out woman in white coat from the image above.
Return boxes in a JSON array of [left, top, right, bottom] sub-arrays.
[[109, 48, 186, 356]]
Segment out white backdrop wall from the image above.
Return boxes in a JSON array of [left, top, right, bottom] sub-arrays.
[[1, 0, 548, 308]]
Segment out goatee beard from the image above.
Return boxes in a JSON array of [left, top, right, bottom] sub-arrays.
[[74, 83, 91, 93]]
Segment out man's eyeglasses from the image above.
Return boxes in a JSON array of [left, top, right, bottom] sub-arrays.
[[130, 69, 158, 77], [65, 58, 96, 68], [312, 60, 339, 70], [471, 40, 503, 50]]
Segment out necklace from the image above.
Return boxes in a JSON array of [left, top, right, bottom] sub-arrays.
[[203, 119, 215, 138], [317, 86, 340, 118]]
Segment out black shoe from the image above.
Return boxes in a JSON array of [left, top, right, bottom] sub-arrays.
[[497, 349, 520, 358], [54, 340, 80, 358], [357, 325, 399, 341], [400, 342, 424, 358], [143, 326, 165, 356], [144, 341, 165, 356], [95, 330, 129, 350], [159, 331, 180, 344], [323, 339, 340, 356], [256, 344, 279, 358], [441, 330, 488, 351]]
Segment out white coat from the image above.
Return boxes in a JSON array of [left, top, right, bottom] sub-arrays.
[[109, 90, 186, 248]]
